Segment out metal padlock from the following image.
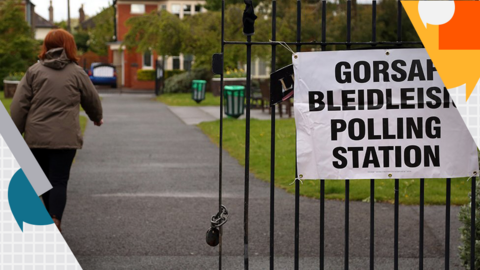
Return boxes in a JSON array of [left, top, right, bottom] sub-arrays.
[[206, 227, 220, 247]]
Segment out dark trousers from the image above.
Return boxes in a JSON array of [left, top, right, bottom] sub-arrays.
[[31, 148, 76, 221]]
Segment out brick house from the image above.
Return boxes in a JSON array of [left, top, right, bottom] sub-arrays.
[[17, 0, 35, 27], [108, 0, 205, 90], [13, 0, 57, 40]]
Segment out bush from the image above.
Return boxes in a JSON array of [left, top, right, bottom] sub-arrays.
[[4, 72, 25, 81], [164, 69, 185, 80], [137, 69, 155, 81], [163, 68, 212, 94], [0, 0, 38, 89], [458, 177, 480, 269]]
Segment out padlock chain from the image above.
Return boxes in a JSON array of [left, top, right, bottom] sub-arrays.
[[211, 205, 228, 228]]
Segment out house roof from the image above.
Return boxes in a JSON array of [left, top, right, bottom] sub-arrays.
[[22, 0, 35, 7], [79, 16, 96, 30], [34, 13, 56, 29]]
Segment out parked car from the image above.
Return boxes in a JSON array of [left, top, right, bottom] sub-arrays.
[[88, 63, 117, 88]]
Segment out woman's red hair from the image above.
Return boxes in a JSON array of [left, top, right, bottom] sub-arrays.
[[39, 29, 79, 63]]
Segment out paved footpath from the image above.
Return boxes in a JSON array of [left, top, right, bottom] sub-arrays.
[[64, 94, 464, 269]]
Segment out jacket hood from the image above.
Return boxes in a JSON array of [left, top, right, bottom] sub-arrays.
[[40, 48, 72, 70]]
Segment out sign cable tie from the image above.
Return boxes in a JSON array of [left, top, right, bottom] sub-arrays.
[[289, 178, 304, 186], [270, 40, 297, 58]]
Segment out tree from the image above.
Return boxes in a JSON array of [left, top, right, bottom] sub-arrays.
[[182, 4, 270, 70], [205, 0, 246, 11], [88, 6, 115, 56], [74, 30, 89, 53], [0, 0, 38, 87], [180, 11, 220, 68], [123, 10, 187, 57], [377, 0, 420, 44], [55, 21, 68, 30]]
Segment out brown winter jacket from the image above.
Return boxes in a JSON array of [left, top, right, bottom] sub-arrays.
[[11, 48, 103, 149]]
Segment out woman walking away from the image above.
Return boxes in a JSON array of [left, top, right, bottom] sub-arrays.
[[11, 29, 103, 232]]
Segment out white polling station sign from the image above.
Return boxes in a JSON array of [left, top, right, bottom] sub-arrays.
[[293, 48, 478, 180]]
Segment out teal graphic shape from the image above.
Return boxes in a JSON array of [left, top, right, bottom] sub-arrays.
[[8, 169, 53, 231]]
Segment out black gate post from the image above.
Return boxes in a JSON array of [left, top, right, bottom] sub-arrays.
[[420, 178, 425, 270], [320, 1, 327, 269], [345, 1, 352, 269], [294, 0, 301, 269], [219, 2, 226, 269], [269, 1, 277, 269], [471, 176, 476, 270], [243, 34, 252, 270], [445, 178, 451, 270], [154, 59, 163, 96], [370, 2, 377, 270]]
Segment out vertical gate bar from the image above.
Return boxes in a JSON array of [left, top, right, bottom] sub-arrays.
[[372, 0, 376, 47], [320, 2, 326, 269], [321, 0, 326, 51], [294, 1, 301, 270], [346, 0, 351, 50], [219, 1, 225, 269], [244, 34, 252, 270], [394, 179, 399, 270], [397, 0, 402, 44], [445, 178, 451, 270], [471, 176, 476, 270], [345, 180, 350, 270], [370, 180, 374, 270], [370, 3, 376, 269], [345, 2, 351, 270], [393, 4, 402, 270], [320, 180, 325, 270], [297, 0, 301, 50], [295, 175, 300, 270], [269, 1, 277, 269], [420, 178, 424, 270]]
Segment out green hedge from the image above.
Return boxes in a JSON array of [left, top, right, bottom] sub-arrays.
[[164, 70, 185, 80], [163, 68, 212, 94], [458, 177, 480, 268], [138, 69, 186, 81], [137, 69, 155, 81]]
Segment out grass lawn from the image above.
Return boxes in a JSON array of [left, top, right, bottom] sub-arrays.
[[157, 93, 220, 106], [198, 118, 472, 205], [1, 91, 88, 134], [79, 115, 87, 135], [0, 92, 13, 114]]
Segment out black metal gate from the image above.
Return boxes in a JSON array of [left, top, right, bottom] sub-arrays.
[[209, 1, 477, 269], [155, 59, 164, 96]]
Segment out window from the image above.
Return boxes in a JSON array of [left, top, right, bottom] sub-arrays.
[[195, 4, 202, 13], [143, 51, 153, 69], [184, 55, 193, 71], [160, 4, 167, 11], [183, 5, 192, 17], [258, 59, 267, 76], [172, 56, 180, 70], [131, 4, 145, 14], [171, 4, 181, 17]]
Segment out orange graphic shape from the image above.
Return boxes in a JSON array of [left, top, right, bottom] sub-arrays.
[[403, 1, 480, 100], [439, 2, 480, 50]]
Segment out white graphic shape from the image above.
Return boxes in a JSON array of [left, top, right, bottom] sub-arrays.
[[0, 135, 82, 269], [418, 1, 455, 28], [449, 83, 480, 149]]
